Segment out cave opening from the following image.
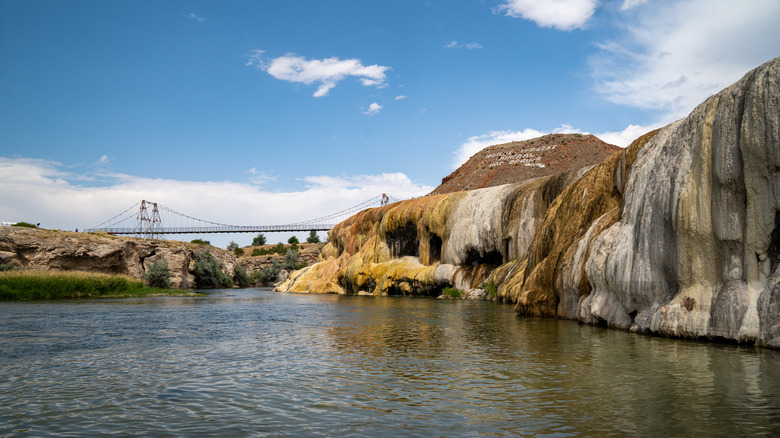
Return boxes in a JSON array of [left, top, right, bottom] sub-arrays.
[[386, 223, 419, 258], [769, 210, 780, 273], [463, 249, 503, 267], [429, 234, 442, 264]]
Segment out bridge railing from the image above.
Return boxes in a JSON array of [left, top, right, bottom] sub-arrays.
[[85, 224, 335, 235]]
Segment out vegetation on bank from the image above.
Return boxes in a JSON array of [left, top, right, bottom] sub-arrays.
[[0, 271, 197, 300]]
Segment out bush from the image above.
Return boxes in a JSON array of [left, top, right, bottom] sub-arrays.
[[483, 281, 498, 300], [143, 258, 171, 289], [191, 239, 211, 245], [283, 249, 299, 270], [227, 241, 239, 251], [192, 251, 232, 289], [234, 247, 245, 257], [233, 265, 250, 287], [295, 260, 308, 270], [441, 287, 465, 299], [13, 222, 38, 229], [252, 234, 267, 246], [251, 248, 261, 257], [0, 262, 17, 272], [288, 236, 299, 245], [306, 230, 320, 243], [258, 260, 282, 286], [250, 269, 266, 286]]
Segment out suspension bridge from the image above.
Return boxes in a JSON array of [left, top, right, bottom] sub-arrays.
[[84, 194, 401, 239]]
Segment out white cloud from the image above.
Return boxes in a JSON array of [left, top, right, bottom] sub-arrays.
[[592, 0, 780, 120], [0, 157, 433, 248], [444, 41, 483, 49], [247, 51, 391, 97], [364, 102, 382, 115], [394, 95, 407, 100], [184, 13, 204, 23], [246, 168, 277, 186], [452, 122, 663, 168], [497, 0, 597, 31], [620, 0, 648, 10]]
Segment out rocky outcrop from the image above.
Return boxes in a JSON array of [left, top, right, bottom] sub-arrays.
[[0, 227, 237, 288], [277, 57, 780, 348]]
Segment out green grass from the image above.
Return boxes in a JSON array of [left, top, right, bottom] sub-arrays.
[[440, 287, 465, 298], [0, 271, 201, 300]]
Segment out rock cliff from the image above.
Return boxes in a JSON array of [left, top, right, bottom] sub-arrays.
[[277, 57, 780, 348], [0, 227, 237, 289]]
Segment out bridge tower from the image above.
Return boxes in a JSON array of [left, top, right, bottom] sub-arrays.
[[133, 200, 164, 239]]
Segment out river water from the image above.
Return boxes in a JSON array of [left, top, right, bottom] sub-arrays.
[[1, 288, 778, 437]]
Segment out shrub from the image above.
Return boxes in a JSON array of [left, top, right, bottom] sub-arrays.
[[191, 239, 211, 245], [233, 265, 250, 287], [441, 287, 465, 299], [252, 233, 267, 246], [227, 241, 239, 251], [483, 281, 498, 300], [234, 247, 245, 257], [13, 222, 38, 229], [283, 249, 299, 270], [306, 230, 320, 243], [288, 236, 299, 245], [0, 262, 17, 272], [259, 260, 282, 285], [251, 248, 261, 257], [250, 269, 266, 286], [143, 258, 171, 289], [192, 251, 232, 289], [295, 260, 308, 270]]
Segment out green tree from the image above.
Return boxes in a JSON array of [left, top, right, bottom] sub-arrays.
[[191, 239, 211, 245], [288, 236, 299, 245], [306, 230, 320, 243], [227, 241, 239, 251], [143, 258, 171, 289], [252, 233, 267, 246], [283, 249, 299, 270], [233, 265, 250, 287], [192, 251, 232, 289]]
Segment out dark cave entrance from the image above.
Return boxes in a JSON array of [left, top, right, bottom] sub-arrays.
[[769, 210, 780, 273], [429, 234, 442, 264], [386, 223, 419, 258], [463, 248, 503, 267]]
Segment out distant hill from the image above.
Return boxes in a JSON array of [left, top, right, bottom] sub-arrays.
[[430, 134, 621, 195]]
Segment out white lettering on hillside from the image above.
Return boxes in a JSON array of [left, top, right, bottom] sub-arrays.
[[484, 144, 557, 168]]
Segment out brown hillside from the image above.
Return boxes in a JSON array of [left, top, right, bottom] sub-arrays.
[[430, 134, 621, 195]]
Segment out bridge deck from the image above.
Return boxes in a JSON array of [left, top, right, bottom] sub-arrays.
[[86, 224, 334, 234]]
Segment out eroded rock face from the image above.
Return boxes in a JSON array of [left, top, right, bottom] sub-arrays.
[[277, 57, 780, 348], [0, 227, 236, 289]]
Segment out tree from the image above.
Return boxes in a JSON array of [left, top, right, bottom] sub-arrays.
[[306, 230, 320, 243], [143, 258, 171, 289], [252, 233, 267, 246], [233, 265, 250, 287], [227, 241, 239, 251], [234, 247, 245, 257], [288, 236, 299, 245], [193, 251, 232, 289], [191, 239, 211, 245], [283, 249, 299, 270]]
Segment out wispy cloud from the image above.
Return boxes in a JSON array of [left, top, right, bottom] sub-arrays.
[[183, 12, 204, 23], [591, 0, 780, 120], [444, 41, 483, 49], [246, 51, 391, 97], [363, 102, 382, 115], [496, 0, 597, 31], [246, 168, 277, 186], [394, 95, 407, 100]]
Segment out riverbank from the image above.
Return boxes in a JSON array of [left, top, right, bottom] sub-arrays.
[[0, 270, 203, 300]]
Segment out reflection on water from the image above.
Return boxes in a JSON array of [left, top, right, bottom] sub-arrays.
[[1, 289, 779, 436]]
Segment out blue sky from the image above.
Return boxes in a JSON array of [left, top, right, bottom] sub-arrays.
[[1, 0, 779, 247]]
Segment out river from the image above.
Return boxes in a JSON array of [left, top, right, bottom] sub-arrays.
[[1, 288, 778, 436]]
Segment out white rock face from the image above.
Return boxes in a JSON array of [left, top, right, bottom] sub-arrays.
[[582, 57, 780, 346]]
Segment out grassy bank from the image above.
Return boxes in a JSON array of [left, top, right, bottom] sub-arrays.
[[0, 271, 200, 300]]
